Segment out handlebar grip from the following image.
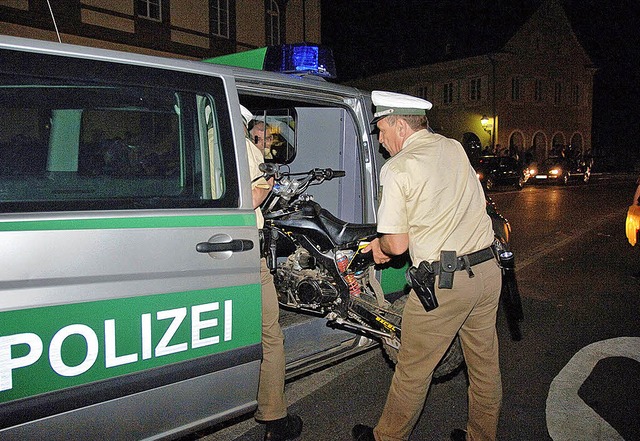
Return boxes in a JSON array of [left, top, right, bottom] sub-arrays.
[[259, 163, 279, 176], [326, 169, 346, 179]]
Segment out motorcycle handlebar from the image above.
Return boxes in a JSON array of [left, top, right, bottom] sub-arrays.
[[258, 163, 345, 181], [261, 165, 346, 209], [311, 167, 345, 181]]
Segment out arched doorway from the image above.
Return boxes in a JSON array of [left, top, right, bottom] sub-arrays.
[[570, 133, 583, 153], [552, 133, 566, 156], [508, 131, 525, 159], [531, 131, 547, 163]]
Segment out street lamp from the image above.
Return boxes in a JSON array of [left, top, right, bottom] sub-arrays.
[[480, 115, 493, 149]]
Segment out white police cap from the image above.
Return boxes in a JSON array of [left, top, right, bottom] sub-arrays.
[[239, 104, 253, 126], [371, 90, 433, 124]]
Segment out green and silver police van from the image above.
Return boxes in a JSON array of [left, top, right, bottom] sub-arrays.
[[0, 36, 403, 440]]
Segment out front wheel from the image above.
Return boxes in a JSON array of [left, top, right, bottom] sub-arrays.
[[381, 294, 464, 379]]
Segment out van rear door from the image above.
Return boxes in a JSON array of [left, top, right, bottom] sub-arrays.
[[0, 42, 261, 440]]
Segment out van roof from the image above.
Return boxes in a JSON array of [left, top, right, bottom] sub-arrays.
[[0, 36, 365, 100]]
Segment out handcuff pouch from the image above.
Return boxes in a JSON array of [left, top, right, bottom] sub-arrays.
[[438, 250, 457, 289]]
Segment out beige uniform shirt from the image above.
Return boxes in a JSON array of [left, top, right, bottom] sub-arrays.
[[246, 138, 270, 229], [377, 130, 494, 264]]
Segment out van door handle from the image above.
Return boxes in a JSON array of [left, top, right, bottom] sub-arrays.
[[196, 239, 254, 253]]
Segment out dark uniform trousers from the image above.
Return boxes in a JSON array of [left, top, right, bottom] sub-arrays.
[[374, 258, 502, 441]]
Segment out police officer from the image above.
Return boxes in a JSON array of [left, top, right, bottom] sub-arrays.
[[353, 91, 502, 441], [241, 105, 303, 441]]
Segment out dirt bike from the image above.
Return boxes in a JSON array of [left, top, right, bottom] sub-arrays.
[[260, 164, 524, 380], [259, 164, 522, 379]]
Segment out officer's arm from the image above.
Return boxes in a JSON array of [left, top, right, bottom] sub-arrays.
[[252, 177, 273, 209], [379, 233, 409, 256]]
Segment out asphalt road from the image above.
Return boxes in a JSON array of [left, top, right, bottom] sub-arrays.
[[191, 174, 640, 441]]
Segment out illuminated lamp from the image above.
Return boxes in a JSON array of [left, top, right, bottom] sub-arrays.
[[203, 44, 337, 79]]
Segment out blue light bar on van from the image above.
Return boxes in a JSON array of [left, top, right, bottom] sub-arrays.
[[264, 44, 337, 79], [203, 44, 337, 79]]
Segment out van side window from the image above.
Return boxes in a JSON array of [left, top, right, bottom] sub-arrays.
[[0, 50, 237, 212], [242, 96, 363, 223]]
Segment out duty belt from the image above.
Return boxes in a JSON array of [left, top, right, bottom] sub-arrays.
[[431, 246, 496, 288]]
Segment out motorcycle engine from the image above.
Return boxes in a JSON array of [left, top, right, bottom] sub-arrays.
[[275, 247, 339, 309]]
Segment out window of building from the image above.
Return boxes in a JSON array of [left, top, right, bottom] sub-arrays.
[[572, 84, 581, 106], [511, 77, 521, 101], [534, 79, 543, 102], [443, 82, 454, 105], [210, 0, 229, 38], [136, 0, 161, 21], [417, 85, 430, 100], [554, 81, 562, 105], [267, 0, 281, 45], [469, 77, 481, 101]]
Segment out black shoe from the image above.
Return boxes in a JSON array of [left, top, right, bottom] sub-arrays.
[[352, 424, 376, 441], [263, 414, 303, 441], [450, 428, 467, 441]]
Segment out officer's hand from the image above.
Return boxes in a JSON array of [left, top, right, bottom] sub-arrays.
[[363, 238, 391, 264]]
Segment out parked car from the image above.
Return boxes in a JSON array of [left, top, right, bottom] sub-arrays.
[[473, 155, 528, 191], [529, 156, 591, 184]]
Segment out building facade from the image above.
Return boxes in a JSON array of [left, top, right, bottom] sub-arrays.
[[349, 0, 595, 163], [0, 0, 321, 60]]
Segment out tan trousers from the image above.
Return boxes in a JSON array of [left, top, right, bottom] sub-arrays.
[[374, 259, 502, 441], [254, 258, 288, 421]]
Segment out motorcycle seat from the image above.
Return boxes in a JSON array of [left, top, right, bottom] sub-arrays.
[[316, 207, 378, 246]]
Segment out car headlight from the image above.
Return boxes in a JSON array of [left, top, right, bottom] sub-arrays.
[[527, 168, 536, 176], [550, 168, 561, 175]]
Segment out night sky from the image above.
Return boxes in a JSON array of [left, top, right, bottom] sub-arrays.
[[321, 0, 640, 167]]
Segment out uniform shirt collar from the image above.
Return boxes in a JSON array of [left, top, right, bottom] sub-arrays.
[[399, 129, 433, 153]]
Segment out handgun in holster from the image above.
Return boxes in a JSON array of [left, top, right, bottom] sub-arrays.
[[406, 260, 438, 312]]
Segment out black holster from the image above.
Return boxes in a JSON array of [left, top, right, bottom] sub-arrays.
[[406, 261, 438, 312]]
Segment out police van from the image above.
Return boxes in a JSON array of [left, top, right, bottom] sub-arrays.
[[0, 36, 514, 440], [0, 36, 409, 440]]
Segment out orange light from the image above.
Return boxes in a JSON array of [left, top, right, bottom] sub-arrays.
[[626, 205, 640, 246]]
